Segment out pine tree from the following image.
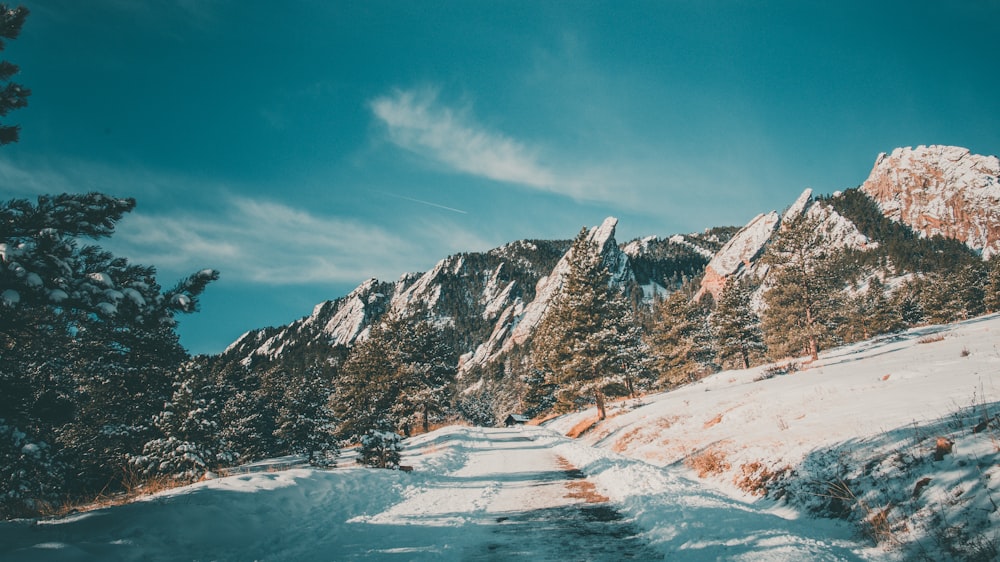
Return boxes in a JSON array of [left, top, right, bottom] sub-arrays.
[[761, 213, 843, 361], [646, 286, 717, 386], [838, 278, 899, 342], [711, 277, 766, 369], [217, 371, 278, 463], [273, 364, 338, 466], [0, 193, 217, 512], [985, 255, 1000, 313], [392, 319, 457, 435], [330, 318, 403, 441], [0, 4, 29, 145], [130, 363, 229, 481], [531, 228, 639, 419]]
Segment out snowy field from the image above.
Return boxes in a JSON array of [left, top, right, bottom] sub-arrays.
[[1, 314, 998, 560]]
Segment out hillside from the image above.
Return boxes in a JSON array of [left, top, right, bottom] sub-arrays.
[[4, 314, 997, 560]]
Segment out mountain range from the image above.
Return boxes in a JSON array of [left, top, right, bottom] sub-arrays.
[[214, 144, 999, 397]]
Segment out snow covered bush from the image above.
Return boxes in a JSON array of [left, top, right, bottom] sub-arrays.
[[358, 430, 402, 469], [0, 420, 62, 517], [129, 437, 216, 482]]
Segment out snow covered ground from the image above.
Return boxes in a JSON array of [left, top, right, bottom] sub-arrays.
[[1, 314, 998, 560]]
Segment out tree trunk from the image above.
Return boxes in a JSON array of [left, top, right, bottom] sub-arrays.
[[595, 390, 606, 420], [422, 405, 429, 434]]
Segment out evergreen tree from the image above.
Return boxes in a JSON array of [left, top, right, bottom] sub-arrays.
[[0, 4, 29, 145], [330, 318, 403, 441], [646, 286, 717, 386], [358, 428, 402, 469], [711, 277, 766, 369], [0, 193, 217, 513], [761, 213, 843, 361], [273, 364, 338, 466], [838, 278, 900, 343], [217, 367, 279, 463], [531, 228, 640, 419], [985, 256, 1000, 313], [391, 319, 457, 435], [916, 262, 987, 324], [130, 362, 230, 481]]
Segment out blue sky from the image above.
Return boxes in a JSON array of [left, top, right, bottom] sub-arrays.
[[2, 0, 998, 355]]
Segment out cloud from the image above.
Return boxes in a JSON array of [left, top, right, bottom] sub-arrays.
[[369, 88, 676, 210], [0, 155, 450, 286], [371, 88, 557, 189], [110, 196, 428, 285]]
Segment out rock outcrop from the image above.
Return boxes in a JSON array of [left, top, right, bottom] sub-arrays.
[[860, 145, 1000, 259]]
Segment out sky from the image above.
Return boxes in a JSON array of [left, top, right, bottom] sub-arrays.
[[2, 0, 998, 355]]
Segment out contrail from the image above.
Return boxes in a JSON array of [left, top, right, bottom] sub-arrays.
[[380, 192, 468, 214]]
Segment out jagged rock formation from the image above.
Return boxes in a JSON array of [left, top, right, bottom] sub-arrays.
[[222, 240, 569, 366], [860, 145, 1000, 259], [696, 188, 871, 301], [460, 217, 632, 374], [220, 217, 717, 378]]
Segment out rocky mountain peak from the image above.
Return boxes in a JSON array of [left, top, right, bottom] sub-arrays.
[[460, 217, 634, 374], [860, 145, 1000, 259]]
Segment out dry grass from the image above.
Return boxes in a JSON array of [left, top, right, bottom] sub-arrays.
[[821, 479, 901, 547], [556, 456, 609, 503], [685, 447, 731, 478], [564, 479, 610, 503], [733, 460, 791, 497], [39, 471, 186, 519], [612, 427, 645, 453], [703, 413, 724, 429], [565, 416, 600, 439], [918, 334, 946, 344]]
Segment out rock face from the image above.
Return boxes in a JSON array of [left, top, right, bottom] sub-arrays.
[[695, 211, 780, 301], [860, 145, 1000, 259], [695, 188, 872, 301], [460, 217, 634, 374]]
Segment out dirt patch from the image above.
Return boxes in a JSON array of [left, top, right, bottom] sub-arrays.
[[612, 427, 644, 453], [685, 446, 731, 478], [566, 416, 600, 438], [556, 456, 609, 503], [703, 413, 724, 429]]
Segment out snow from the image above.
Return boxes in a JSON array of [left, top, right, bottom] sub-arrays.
[[667, 234, 716, 260], [1, 289, 20, 305], [87, 272, 113, 288], [861, 145, 1000, 259], [4, 314, 999, 560], [703, 211, 780, 277]]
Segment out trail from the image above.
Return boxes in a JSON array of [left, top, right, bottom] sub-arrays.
[[0, 426, 865, 561], [352, 427, 660, 560]]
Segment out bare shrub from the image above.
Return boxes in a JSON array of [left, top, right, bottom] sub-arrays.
[[734, 461, 790, 497], [917, 334, 945, 344], [685, 448, 731, 478]]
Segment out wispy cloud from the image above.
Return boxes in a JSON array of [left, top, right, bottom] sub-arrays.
[[114, 196, 422, 285], [378, 191, 467, 214], [371, 88, 558, 190], [0, 155, 450, 286]]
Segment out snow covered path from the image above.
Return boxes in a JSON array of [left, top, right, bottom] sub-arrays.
[[0, 425, 867, 561], [353, 427, 660, 559]]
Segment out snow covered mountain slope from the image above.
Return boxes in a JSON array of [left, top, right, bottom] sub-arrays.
[[221, 218, 715, 376], [860, 145, 1000, 259], [8, 315, 998, 561], [221, 239, 569, 366], [548, 312, 1000, 560]]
